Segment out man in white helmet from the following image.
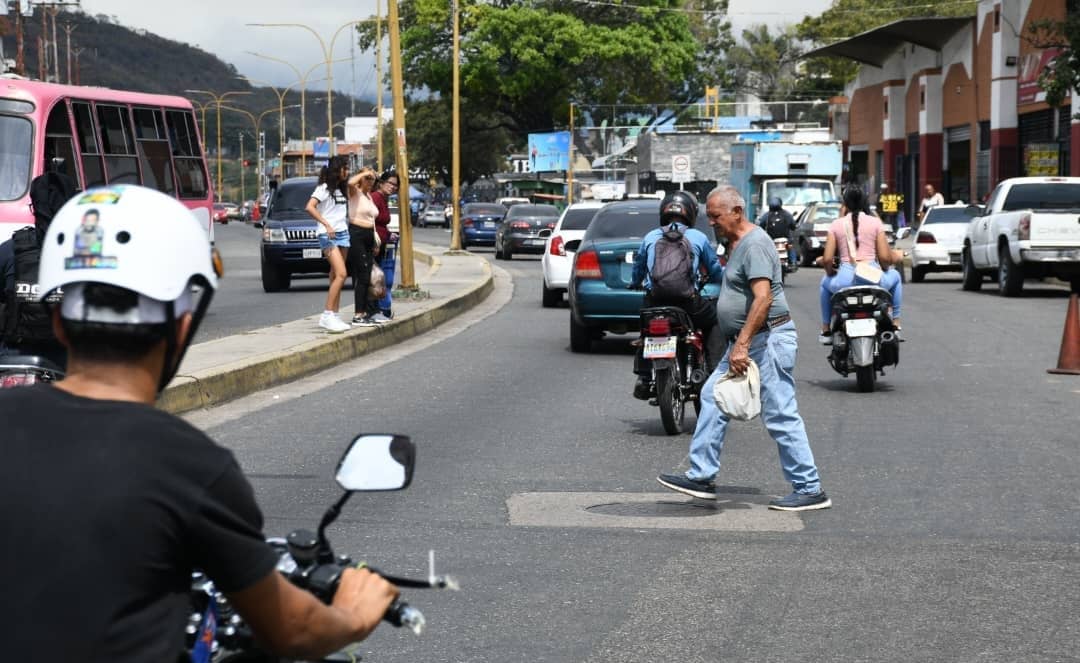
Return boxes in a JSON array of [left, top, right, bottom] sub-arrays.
[[0, 185, 398, 661]]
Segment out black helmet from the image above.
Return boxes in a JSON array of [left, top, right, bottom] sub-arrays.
[[659, 191, 699, 227], [768, 196, 783, 211]]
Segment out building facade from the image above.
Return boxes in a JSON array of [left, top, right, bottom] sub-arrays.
[[811, 0, 1078, 222]]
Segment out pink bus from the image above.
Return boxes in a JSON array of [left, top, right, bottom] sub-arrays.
[[0, 78, 214, 243]]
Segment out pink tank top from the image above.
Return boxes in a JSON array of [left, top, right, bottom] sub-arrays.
[[830, 213, 883, 263], [349, 190, 378, 227]]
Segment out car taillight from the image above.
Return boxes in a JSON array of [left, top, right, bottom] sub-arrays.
[[510, 221, 530, 230], [546, 222, 556, 229], [574, 250, 602, 279], [1, 373, 37, 388], [1018, 213, 1031, 240], [550, 236, 565, 256], [647, 318, 671, 336], [916, 231, 936, 243], [462, 217, 474, 227]]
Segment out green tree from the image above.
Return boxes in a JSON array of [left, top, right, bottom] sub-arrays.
[[358, 0, 731, 179], [1028, 11, 1080, 115], [796, 0, 979, 84], [726, 24, 804, 101]]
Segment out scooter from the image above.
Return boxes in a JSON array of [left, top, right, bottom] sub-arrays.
[[638, 304, 709, 435], [825, 285, 900, 392], [773, 237, 794, 283], [0, 354, 64, 389], [186, 433, 458, 663]]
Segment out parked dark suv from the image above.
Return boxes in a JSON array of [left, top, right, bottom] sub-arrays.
[[259, 176, 326, 292]]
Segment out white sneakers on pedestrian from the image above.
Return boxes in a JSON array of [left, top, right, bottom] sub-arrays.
[[370, 312, 391, 324], [319, 311, 350, 333]]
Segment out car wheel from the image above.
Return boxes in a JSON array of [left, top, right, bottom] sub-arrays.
[[542, 281, 561, 308], [911, 265, 926, 283], [503, 242, 514, 260], [961, 249, 982, 291], [494, 240, 504, 260], [998, 244, 1023, 296], [260, 258, 291, 293], [569, 315, 591, 353]]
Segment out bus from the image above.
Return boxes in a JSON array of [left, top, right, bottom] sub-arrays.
[[0, 77, 214, 243]]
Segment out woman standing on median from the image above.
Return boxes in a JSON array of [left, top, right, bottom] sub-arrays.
[[347, 166, 382, 327], [370, 171, 400, 320], [305, 156, 351, 333]]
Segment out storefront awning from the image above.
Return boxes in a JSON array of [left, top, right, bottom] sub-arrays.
[[802, 16, 974, 68]]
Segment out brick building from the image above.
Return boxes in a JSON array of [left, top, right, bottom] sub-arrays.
[[808, 0, 1078, 222]]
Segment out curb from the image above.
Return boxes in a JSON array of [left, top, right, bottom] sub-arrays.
[[158, 249, 492, 415]]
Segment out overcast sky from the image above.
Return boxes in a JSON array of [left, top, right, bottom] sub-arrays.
[[76, 0, 829, 102]]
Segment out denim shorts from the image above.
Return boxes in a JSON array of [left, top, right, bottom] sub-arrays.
[[318, 233, 350, 251]]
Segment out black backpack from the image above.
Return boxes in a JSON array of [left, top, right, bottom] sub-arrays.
[[649, 224, 696, 299], [764, 210, 790, 239]]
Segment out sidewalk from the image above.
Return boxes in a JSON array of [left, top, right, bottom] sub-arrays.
[[158, 243, 493, 414]]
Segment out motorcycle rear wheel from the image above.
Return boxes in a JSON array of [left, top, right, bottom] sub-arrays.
[[855, 365, 876, 392], [656, 368, 685, 435]]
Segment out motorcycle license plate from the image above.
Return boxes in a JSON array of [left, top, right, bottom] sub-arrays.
[[844, 318, 878, 337], [303, 248, 322, 259], [643, 336, 678, 359]]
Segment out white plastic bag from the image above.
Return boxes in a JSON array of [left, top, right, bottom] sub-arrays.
[[713, 359, 761, 420]]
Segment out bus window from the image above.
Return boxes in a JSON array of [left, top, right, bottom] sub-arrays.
[[72, 101, 105, 188], [132, 107, 175, 195], [44, 101, 79, 186], [166, 109, 208, 199], [97, 104, 139, 185], [0, 115, 32, 201]]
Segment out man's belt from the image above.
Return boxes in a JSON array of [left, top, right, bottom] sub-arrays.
[[755, 313, 791, 334]]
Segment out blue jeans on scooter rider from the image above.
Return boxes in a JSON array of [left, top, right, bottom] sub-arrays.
[[817, 191, 903, 345]]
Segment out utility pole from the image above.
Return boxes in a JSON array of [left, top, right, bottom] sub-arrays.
[[46, 4, 59, 82], [375, 0, 383, 173], [448, 0, 462, 251], [239, 132, 245, 203], [71, 45, 83, 84], [14, 1, 25, 76], [387, 0, 415, 287], [62, 21, 75, 84]]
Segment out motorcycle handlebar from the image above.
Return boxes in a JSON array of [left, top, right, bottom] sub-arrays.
[[384, 598, 426, 635]]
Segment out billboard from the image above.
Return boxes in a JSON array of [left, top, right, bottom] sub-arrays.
[[313, 137, 331, 160], [527, 131, 571, 172]]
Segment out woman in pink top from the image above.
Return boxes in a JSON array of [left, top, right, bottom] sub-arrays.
[[817, 186, 903, 344], [346, 167, 383, 326]]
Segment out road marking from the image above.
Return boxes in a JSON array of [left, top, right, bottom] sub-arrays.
[[507, 492, 803, 532]]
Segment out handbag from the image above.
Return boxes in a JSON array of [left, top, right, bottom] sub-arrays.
[[843, 216, 883, 284], [369, 263, 387, 300], [713, 359, 761, 421]]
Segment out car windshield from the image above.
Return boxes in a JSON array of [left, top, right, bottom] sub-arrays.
[[765, 181, 834, 206], [1002, 183, 1080, 211], [506, 204, 559, 219], [271, 180, 320, 213], [0, 115, 33, 201], [465, 204, 505, 216], [921, 207, 970, 223], [810, 205, 842, 223], [560, 207, 601, 231]]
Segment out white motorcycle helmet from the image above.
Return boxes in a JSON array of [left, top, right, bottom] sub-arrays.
[[37, 184, 220, 390]]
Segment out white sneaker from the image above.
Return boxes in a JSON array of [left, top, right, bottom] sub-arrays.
[[319, 313, 350, 333], [818, 332, 833, 346], [371, 312, 391, 324]]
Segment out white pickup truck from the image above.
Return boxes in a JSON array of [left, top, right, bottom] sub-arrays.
[[962, 176, 1080, 296]]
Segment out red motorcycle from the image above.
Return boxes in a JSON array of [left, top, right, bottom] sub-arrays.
[[638, 305, 709, 435]]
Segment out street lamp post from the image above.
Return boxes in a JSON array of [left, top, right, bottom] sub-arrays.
[[449, 0, 462, 251], [222, 105, 299, 204], [246, 52, 345, 176], [247, 21, 370, 158], [185, 89, 252, 203]]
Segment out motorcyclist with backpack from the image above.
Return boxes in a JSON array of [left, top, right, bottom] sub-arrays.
[[757, 196, 798, 270], [0, 168, 78, 370], [628, 191, 724, 400]]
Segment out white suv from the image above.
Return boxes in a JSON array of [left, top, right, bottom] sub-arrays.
[[540, 201, 604, 307]]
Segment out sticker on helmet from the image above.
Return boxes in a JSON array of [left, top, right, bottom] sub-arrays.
[[65, 209, 118, 269], [78, 188, 123, 206]]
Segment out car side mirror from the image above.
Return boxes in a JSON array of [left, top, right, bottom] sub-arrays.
[[964, 204, 985, 218], [895, 227, 910, 241], [335, 434, 415, 492]]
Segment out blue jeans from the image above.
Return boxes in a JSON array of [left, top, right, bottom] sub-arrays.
[[686, 322, 823, 494], [819, 261, 903, 326], [377, 243, 397, 312]]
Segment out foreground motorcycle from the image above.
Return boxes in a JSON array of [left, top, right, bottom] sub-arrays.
[[0, 354, 64, 389], [825, 285, 900, 392], [638, 305, 709, 434], [186, 433, 458, 663], [773, 237, 794, 283]]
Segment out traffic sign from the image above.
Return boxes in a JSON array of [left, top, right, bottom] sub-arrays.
[[671, 154, 692, 183]]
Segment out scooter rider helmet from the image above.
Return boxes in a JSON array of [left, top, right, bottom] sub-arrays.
[[768, 196, 783, 211], [37, 184, 220, 391], [659, 190, 699, 227]]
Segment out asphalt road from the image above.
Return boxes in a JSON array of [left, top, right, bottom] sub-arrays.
[[188, 250, 1080, 662], [202, 222, 459, 341]]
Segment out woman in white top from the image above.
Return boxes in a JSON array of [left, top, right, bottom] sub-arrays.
[[346, 167, 382, 326], [305, 155, 351, 333]]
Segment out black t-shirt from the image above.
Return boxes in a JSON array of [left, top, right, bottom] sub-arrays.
[[0, 385, 279, 662]]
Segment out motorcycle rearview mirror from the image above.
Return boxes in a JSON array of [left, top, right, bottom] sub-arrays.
[[316, 434, 416, 563]]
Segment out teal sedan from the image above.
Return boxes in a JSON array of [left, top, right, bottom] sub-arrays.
[[567, 199, 720, 352]]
